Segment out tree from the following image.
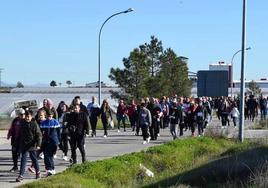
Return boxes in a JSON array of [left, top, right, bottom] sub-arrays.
[[158, 48, 191, 97], [66, 80, 72, 87], [248, 80, 261, 96], [109, 48, 149, 100], [140, 35, 163, 77], [50, 80, 57, 87], [109, 36, 191, 100], [16, 81, 24, 88]]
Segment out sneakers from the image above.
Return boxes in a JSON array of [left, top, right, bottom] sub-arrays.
[[46, 170, 53, 177], [146, 136, 151, 143], [103, 135, 107, 138], [63, 155, 68, 161], [9, 167, 18, 172], [51, 169, 56, 175], [117, 129, 120, 133], [39, 153, 44, 159], [36, 171, 41, 179], [16, 175, 23, 182], [142, 141, 147, 145], [28, 166, 36, 174], [46, 169, 56, 176], [53, 154, 57, 159]]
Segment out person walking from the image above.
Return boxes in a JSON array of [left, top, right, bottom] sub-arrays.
[[230, 104, 240, 128], [127, 100, 137, 132], [40, 110, 61, 176], [169, 100, 180, 140], [67, 104, 89, 164], [87, 96, 100, 137], [100, 99, 113, 137], [137, 100, 152, 144], [116, 100, 127, 132], [7, 108, 25, 172], [195, 101, 206, 137], [16, 110, 42, 182], [57, 102, 70, 161]]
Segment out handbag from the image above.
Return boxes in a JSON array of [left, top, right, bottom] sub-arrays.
[[108, 118, 114, 129]]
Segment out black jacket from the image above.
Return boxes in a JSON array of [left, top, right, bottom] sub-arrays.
[[67, 112, 90, 135], [19, 119, 42, 152]]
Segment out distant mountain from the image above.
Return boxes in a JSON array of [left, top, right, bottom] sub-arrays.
[[0, 81, 50, 88], [27, 83, 49, 87], [0, 81, 16, 87]]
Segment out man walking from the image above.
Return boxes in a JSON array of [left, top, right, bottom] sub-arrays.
[[67, 104, 90, 164]]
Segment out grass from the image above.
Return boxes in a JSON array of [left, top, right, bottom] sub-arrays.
[[20, 137, 266, 188]]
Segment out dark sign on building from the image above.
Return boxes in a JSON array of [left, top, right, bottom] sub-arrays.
[[197, 70, 228, 97]]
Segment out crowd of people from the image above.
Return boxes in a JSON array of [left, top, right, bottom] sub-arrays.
[[6, 93, 267, 182]]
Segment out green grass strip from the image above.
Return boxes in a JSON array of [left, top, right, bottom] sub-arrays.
[[21, 137, 258, 188]]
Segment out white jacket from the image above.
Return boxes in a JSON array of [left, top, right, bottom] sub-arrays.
[[230, 107, 240, 118]]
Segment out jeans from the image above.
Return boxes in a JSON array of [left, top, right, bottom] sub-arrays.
[[170, 123, 178, 139], [197, 122, 204, 135], [19, 150, 39, 176]]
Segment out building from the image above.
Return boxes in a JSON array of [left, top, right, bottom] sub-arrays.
[[209, 61, 232, 86]]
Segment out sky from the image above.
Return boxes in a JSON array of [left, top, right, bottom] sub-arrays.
[[0, 0, 267, 86]]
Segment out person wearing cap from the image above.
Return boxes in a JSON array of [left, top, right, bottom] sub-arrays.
[[40, 109, 61, 176], [7, 108, 25, 172]]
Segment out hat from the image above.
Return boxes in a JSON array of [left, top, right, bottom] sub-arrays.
[[16, 108, 25, 115]]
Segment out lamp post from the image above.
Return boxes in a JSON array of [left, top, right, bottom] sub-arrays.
[[98, 8, 134, 105], [230, 47, 251, 97], [239, 0, 247, 142]]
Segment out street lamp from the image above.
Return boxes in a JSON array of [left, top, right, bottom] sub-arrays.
[[98, 8, 134, 105], [230, 47, 251, 97]]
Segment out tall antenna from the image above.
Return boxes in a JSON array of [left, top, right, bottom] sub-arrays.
[[0, 68, 3, 88]]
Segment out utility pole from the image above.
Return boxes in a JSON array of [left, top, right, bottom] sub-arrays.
[[239, 0, 247, 142]]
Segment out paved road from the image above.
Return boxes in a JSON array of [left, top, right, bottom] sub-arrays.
[[1, 118, 268, 188]]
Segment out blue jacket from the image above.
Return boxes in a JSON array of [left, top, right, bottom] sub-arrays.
[[40, 119, 61, 145]]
